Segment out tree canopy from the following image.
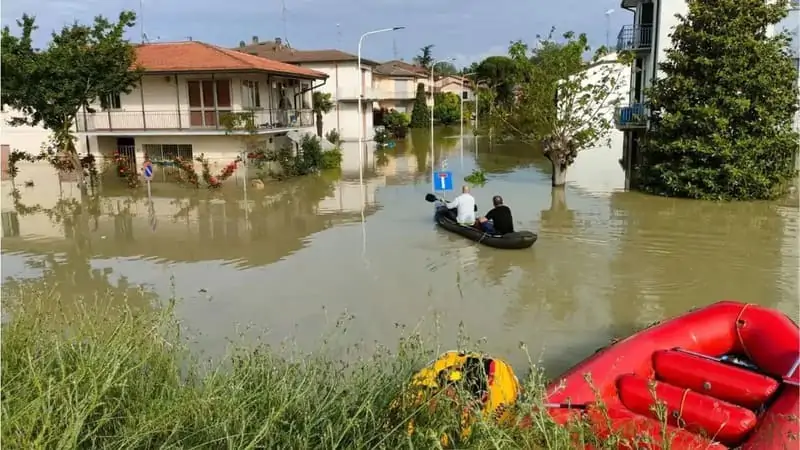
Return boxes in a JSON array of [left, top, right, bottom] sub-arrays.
[[637, 0, 799, 200], [433, 92, 461, 125], [472, 56, 520, 106], [1, 11, 142, 186], [489, 30, 628, 186], [412, 45, 434, 70], [409, 82, 430, 128]]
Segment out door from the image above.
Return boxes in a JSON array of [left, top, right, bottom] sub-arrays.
[[188, 79, 231, 127]]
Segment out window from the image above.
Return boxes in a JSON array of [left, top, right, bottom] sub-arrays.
[[242, 81, 261, 109], [462, 90, 469, 100], [187, 79, 232, 127], [104, 93, 122, 110]]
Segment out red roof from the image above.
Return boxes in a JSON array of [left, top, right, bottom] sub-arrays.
[[134, 41, 327, 79]]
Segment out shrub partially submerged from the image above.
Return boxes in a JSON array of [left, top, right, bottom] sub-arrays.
[[2, 286, 645, 449]]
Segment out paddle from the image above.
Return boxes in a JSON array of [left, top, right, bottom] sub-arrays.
[[424, 193, 479, 212], [673, 348, 800, 388]]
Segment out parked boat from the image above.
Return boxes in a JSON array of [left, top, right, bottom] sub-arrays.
[[534, 300, 799, 449]]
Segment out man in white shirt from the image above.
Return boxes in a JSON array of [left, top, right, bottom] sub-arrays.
[[445, 185, 477, 225]]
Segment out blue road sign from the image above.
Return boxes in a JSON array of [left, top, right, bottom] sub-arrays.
[[435, 171, 453, 191], [143, 161, 153, 180]]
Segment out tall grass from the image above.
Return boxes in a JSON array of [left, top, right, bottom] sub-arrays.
[[2, 286, 610, 449]]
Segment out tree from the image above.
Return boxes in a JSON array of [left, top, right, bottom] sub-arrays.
[[433, 92, 461, 125], [637, 0, 799, 200], [1, 12, 143, 189], [409, 83, 430, 128], [434, 61, 459, 77], [491, 30, 628, 187], [474, 56, 520, 106], [312, 91, 334, 138], [413, 44, 434, 69]]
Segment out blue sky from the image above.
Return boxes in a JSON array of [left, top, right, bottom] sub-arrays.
[[2, 0, 797, 67], [1, 0, 632, 67]]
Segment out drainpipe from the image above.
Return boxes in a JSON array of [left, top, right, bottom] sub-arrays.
[[293, 78, 327, 129]]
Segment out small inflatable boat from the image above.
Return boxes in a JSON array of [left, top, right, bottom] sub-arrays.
[[427, 196, 537, 250]]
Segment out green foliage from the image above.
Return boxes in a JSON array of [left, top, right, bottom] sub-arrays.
[[374, 128, 390, 146], [325, 129, 342, 146], [409, 83, 430, 128], [464, 169, 488, 186], [474, 56, 520, 106], [435, 61, 459, 77], [413, 44, 435, 69], [1, 11, 143, 188], [491, 29, 628, 186], [384, 109, 410, 137], [637, 0, 800, 200], [271, 135, 341, 180], [312, 91, 335, 138], [433, 92, 462, 125]]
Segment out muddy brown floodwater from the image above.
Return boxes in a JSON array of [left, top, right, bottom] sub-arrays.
[[2, 128, 798, 374]]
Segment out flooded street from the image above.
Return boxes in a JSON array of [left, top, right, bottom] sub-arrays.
[[2, 129, 798, 374]]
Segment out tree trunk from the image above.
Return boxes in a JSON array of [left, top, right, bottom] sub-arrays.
[[550, 187, 567, 211], [316, 113, 323, 137], [551, 160, 568, 187], [68, 145, 86, 191]]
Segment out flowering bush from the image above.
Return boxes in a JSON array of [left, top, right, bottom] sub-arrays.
[[200, 156, 241, 189], [113, 151, 141, 188]]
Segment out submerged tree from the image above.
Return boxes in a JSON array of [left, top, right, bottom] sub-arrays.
[[491, 30, 629, 187], [1, 12, 143, 189], [409, 83, 430, 128], [637, 0, 799, 200]]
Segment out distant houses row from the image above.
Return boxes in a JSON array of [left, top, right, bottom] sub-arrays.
[[1, 37, 475, 182]]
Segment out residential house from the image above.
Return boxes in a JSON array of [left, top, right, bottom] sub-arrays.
[[75, 40, 325, 177], [372, 60, 430, 113], [435, 75, 475, 102], [615, 0, 800, 184], [236, 38, 378, 141]]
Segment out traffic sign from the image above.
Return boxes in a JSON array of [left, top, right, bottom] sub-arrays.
[[435, 171, 453, 191], [143, 161, 153, 180]]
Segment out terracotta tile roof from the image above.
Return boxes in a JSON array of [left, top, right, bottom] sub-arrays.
[[134, 41, 327, 79], [374, 60, 429, 77], [236, 41, 379, 66]]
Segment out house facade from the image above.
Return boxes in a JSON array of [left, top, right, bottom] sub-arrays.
[[372, 60, 430, 113], [237, 38, 377, 142], [615, 0, 800, 185], [435, 75, 475, 102], [75, 41, 325, 177]]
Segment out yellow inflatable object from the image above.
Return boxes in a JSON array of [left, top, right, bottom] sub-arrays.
[[393, 351, 520, 446]]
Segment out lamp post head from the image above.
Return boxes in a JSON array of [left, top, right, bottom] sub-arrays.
[[392, 26, 405, 31]]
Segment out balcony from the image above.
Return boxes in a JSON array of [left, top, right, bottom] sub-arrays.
[[616, 24, 653, 52], [614, 103, 648, 130], [336, 87, 382, 102], [76, 109, 314, 134], [379, 90, 417, 100]]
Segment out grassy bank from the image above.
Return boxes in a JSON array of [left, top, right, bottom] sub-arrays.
[[3, 288, 611, 449]]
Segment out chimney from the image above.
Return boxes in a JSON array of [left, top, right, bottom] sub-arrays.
[[251, 35, 259, 44], [239, 40, 246, 48]]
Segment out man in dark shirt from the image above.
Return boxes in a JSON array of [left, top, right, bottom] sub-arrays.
[[476, 195, 514, 235]]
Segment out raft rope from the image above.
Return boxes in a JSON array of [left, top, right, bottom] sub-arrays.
[[734, 303, 754, 363], [675, 388, 689, 428]]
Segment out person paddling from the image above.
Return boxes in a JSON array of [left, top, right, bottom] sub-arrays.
[[445, 185, 477, 225], [476, 195, 514, 235]]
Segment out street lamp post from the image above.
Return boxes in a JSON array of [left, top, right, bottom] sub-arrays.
[[357, 26, 405, 184], [429, 57, 455, 192], [459, 72, 476, 170]]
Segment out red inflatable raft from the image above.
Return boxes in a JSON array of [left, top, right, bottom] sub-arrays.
[[540, 301, 799, 449]]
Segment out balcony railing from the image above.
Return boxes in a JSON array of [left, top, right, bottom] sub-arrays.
[[617, 24, 653, 52], [379, 90, 417, 100], [614, 103, 648, 129], [76, 109, 314, 133]]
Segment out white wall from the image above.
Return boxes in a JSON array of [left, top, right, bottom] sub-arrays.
[[2, 107, 88, 158], [560, 54, 630, 193], [292, 61, 375, 141]]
